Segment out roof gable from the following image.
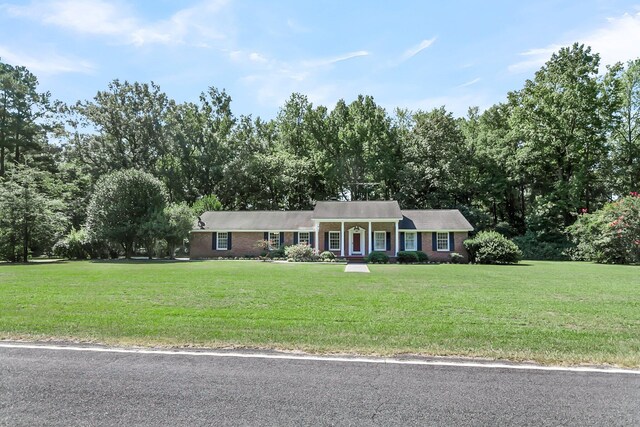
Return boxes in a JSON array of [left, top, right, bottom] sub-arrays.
[[312, 201, 402, 220]]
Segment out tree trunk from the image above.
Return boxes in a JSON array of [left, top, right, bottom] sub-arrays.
[[0, 146, 4, 176], [22, 218, 28, 263]]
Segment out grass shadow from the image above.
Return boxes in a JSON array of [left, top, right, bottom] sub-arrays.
[[90, 258, 205, 264]]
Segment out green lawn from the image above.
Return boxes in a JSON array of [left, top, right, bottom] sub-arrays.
[[1, 260, 638, 366]]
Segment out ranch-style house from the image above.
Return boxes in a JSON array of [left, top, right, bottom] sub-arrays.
[[190, 200, 473, 262]]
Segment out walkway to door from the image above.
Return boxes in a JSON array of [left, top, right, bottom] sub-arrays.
[[344, 264, 370, 273]]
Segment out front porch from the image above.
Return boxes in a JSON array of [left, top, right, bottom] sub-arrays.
[[315, 221, 399, 259]]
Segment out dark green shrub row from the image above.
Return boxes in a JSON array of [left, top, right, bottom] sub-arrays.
[[367, 251, 389, 264], [397, 251, 429, 263]]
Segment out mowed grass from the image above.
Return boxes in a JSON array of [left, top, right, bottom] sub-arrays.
[[0, 260, 638, 366]]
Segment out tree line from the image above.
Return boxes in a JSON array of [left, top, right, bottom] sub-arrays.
[[0, 43, 639, 261]]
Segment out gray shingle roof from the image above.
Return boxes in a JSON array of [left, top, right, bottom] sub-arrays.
[[312, 201, 403, 219], [196, 210, 314, 231], [399, 210, 474, 231]]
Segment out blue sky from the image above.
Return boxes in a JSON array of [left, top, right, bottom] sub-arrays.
[[1, 0, 640, 119]]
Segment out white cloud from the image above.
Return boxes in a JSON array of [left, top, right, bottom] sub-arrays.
[[456, 77, 481, 88], [0, 44, 94, 74], [302, 50, 369, 67], [2, 0, 230, 47], [401, 38, 436, 61], [509, 11, 640, 73], [238, 50, 369, 108]]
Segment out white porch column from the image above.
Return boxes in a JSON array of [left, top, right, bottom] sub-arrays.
[[395, 220, 399, 257], [368, 221, 372, 254], [340, 221, 345, 257], [315, 221, 319, 252]]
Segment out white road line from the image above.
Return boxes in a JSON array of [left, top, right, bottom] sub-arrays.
[[1, 342, 638, 375]]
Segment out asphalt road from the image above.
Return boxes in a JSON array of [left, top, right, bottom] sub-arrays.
[[1, 344, 639, 426]]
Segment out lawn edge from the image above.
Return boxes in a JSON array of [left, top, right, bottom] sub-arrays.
[[2, 334, 638, 370]]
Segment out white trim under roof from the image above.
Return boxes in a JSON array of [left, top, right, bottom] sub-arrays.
[[311, 217, 402, 222], [398, 229, 471, 232], [191, 229, 315, 233]]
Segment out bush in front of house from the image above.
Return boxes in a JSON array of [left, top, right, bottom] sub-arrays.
[[397, 251, 419, 263], [449, 252, 464, 264], [320, 251, 336, 261], [285, 244, 317, 262], [270, 246, 286, 258], [415, 251, 429, 262], [464, 231, 522, 264], [367, 251, 389, 264]]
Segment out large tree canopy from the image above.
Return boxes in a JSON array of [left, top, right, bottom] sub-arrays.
[[86, 169, 167, 258]]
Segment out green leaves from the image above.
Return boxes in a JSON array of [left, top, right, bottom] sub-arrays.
[[86, 169, 167, 258]]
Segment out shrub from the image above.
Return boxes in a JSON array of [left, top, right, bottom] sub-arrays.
[[367, 251, 389, 264], [397, 251, 419, 264], [464, 231, 522, 264], [415, 251, 429, 262], [153, 239, 169, 258], [512, 230, 572, 260], [320, 251, 336, 261], [285, 244, 317, 262], [53, 228, 90, 260], [270, 246, 286, 258], [449, 252, 464, 264], [568, 193, 640, 264]]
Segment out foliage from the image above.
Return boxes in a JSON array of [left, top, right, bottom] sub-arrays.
[[0, 61, 57, 176], [512, 230, 572, 261], [320, 250, 336, 261], [53, 227, 90, 260], [191, 195, 222, 216], [270, 246, 286, 258], [366, 251, 389, 264], [415, 251, 429, 262], [0, 166, 67, 262], [449, 252, 464, 264], [464, 231, 522, 264], [86, 169, 167, 258], [285, 243, 317, 262], [397, 251, 419, 263], [609, 59, 640, 196], [161, 202, 195, 258], [568, 193, 640, 264]]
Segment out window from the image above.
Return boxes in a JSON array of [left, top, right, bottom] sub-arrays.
[[329, 231, 340, 251], [405, 232, 417, 251], [269, 232, 280, 249], [298, 232, 310, 245], [374, 231, 386, 251], [217, 232, 228, 250], [437, 232, 449, 251]]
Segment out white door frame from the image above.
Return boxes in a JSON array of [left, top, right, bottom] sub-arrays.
[[348, 227, 365, 256]]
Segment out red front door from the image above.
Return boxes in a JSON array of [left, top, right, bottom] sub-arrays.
[[353, 233, 361, 252]]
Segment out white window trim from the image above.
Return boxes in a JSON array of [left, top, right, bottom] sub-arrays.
[[298, 232, 310, 245], [374, 231, 386, 251], [436, 232, 450, 251], [216, 232, 229, 250], [404, 232, 417, 251], [269, 232, 281, 250], [328, 231, 340, 251]]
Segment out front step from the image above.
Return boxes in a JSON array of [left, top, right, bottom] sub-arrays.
[[345, 256, 367, 264]]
